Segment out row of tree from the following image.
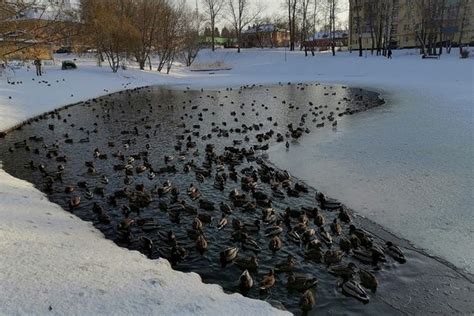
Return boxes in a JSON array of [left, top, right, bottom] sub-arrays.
[[1, 0, 350, 72], [80, 0, 200, 73], [351, 0, 471, 57]]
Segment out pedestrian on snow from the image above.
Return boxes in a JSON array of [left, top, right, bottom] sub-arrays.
[[34, 58, 42, 76]]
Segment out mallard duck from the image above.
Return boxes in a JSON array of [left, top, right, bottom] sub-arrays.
[[286, 274, 318, 292], [217, 214, 228, 230], [243, 219, 261, 233], [219, 202, 233, 214], [324, 250, 344, 265], [64, 185, 75, 193], [328, 262, 357, 280], [141, 219, 160, 232], [196, 234, 208, 254], [287, 230, 302, 245], [140, 236, 153, 257], [220, 246, 238, 267], [69, 196, 81, 209], [341, 280, 370, 303], [314, 211, 325, 227], [242, 235, 261, 252], [192, 217, 203, 230], [339, 237, 353, 253], [259, 269, 276, 292], [318, 227, 332, 247], [234, 255, 259, 271], [305, 247, 323, 262], [276, 255, 298, 273], [359, 268, 378, 292], [239, 270, 253, 294], [264, 224, 283, 237], [299, 289, 316, 315], [269, 235, 283, 252], [330, 218, 342, 235], [385, 241, 406, 263], [353, 249, 376, 265]]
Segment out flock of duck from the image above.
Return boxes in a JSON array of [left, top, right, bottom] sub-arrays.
[[2, 83, 405, 315]]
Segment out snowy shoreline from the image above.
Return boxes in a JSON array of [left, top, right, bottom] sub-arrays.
[[1, 48, 473, 313]]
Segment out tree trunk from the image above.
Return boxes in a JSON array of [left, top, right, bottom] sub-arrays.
[[211, 18, 215, 52]]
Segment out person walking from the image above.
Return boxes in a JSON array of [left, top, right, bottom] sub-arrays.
[[34, 58, 42, 76], [387, 48, 393, 59]]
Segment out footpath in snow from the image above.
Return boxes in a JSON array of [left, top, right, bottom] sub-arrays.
[[1, 48, 473, 313]]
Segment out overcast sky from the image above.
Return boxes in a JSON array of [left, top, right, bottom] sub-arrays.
[[188, 0, 349, 28]]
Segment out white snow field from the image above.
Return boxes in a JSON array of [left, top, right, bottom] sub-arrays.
[[0, 48, 473, 313]]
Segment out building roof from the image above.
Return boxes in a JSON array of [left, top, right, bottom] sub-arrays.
[[307, 31, 348, 41], [243, 24, 288, 34]]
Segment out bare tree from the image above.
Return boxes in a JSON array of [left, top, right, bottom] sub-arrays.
[[227, 0, 262, 53], [1, 0, 78, 62], [457, 0, 470, 54], [285, 0, 298, 51], [328, 0, 337, 55], [299, 0, 311, 50], [130, 0, 162, 70], [178, 5, 202, 66], [82, 0, 138, 72], [202, 0, 225, 51]]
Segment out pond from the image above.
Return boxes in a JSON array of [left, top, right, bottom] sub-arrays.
[[1, 83, 472, 315]]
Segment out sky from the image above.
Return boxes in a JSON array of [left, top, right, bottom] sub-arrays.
[[188, 0, 349, 29]]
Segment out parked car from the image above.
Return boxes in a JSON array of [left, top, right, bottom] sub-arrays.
[[61, 60, 77, 70], [55, 47, 72, 54]]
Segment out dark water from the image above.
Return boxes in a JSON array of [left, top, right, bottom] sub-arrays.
[[1, 83, 472, 315]]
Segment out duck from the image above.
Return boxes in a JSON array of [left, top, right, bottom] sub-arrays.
[[353, 248, 378, 265], [305, 247, 323, 262], [264, 224, 283, 237], [219, 202, 233, 214], [287, 230, 302, 245], [341, 280, 370, 304], [339, 237, 353, 253], [239, 270, 253, 294], [358, 268, 378, 292], [242, 235, 261, 252], [217, 214, 228, 230], [324, 250, 344, 265], [259, 269, 276, 292], [385, 241, 406, 263], [196, 234, 208, 254], [140, 236, 153, 257], [269, 235, 283, 252], [276, 255, 298, 273], [328, 262, 358, 280], [234, 255, 259, 271], [299, 289, 316, 315], [314, 210, 325, 227], [220, 246, 239, 267], [338, 208, 351, 223], [69, 196, 81, 209], [64, 185, 75, 193], [330, 218, 342, 235], [286, 274, 318, 292], [318, 227, 332, 247], [192, 217, 203, 231], [140, 219, 160, 232], [349, 225, 373, 243]]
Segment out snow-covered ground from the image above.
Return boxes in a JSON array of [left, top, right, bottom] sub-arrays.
[[1, 48, 473, 313]]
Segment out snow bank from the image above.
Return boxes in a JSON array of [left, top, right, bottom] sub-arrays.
[[0, 168, 288, 315], [0, 48, 473, 313]]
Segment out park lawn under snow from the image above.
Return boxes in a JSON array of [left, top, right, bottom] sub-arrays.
[[0, 48, 473, 313]]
